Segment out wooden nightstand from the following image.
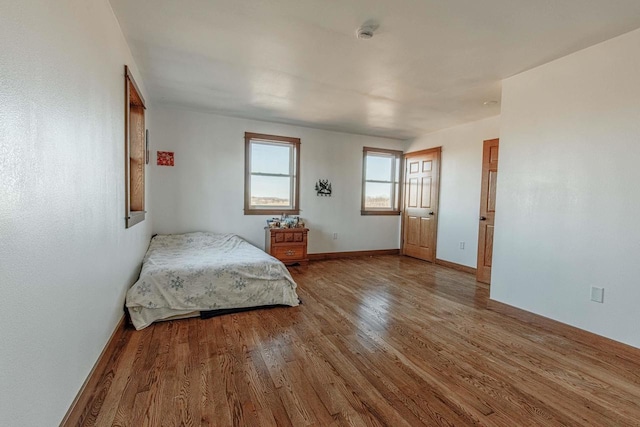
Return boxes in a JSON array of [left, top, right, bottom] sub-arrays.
[[265, 227, 309, 266]]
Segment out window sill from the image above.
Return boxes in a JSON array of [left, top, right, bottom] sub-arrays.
[[126, 211, 146, 228], [361, 210, 401, 216], [245, 208, 300, 216]]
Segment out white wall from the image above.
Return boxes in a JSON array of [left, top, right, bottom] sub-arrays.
[[492, 29, 640, 348], [0, 1, 152, 425], [150, 106, 403, 253], [405, 116, 500, 267]]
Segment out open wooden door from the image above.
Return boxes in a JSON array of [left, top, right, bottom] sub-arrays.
[[402, 147, 441, 262], [476, 139, 499, 284]]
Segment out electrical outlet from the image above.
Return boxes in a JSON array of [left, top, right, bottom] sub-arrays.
[[590, 287, 604, 303], [333, 232, 338, 240], [459, 241, 465, 250]]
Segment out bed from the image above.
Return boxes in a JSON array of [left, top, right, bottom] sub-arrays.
[[126, 232, 300, 330]]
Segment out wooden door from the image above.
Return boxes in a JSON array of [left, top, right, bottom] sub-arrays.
[[477, 139, 499, 284], [402, 147, 441, 262]]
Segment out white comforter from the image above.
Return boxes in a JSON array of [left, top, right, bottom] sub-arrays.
[[126, 232, 300, 329]]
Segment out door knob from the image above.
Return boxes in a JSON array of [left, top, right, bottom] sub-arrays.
[[429, 211, 434, 216], [480, 216, 487, 221]]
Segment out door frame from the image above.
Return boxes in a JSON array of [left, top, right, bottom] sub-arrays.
[[400, 147, 442, 261], [476, 138, 499, 284]]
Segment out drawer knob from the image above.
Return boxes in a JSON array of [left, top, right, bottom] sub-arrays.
[[285, 250, 295, 256]]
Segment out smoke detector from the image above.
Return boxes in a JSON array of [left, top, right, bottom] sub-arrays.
[[356, 23, 378, 40]]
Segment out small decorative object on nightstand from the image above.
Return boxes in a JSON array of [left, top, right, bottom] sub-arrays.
[[265, 227, 309, 266]]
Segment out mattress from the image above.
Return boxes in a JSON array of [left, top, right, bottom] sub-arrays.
[[126, 232, 300, 329]]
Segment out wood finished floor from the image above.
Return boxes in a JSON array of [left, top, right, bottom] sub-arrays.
[[71, 256, 640, 426]]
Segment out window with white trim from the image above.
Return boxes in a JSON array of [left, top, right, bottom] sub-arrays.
[[244, 132, 300, 215], [361, 147, 402, 215]]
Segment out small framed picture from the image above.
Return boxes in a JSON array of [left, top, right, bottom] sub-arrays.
[[157, 151, 174, 166]]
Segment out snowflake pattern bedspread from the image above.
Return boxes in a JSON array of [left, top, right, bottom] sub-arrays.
[[126, 232, 300, 329]]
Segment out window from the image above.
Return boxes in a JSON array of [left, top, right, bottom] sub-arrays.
[[244, 132, 300, 215], [124, 65, 146, 228], [361, 147, 402, 215]]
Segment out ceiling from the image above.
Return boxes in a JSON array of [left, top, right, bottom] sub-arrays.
[[109, 0, 640, 140]]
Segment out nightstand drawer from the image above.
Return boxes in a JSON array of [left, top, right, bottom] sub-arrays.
[[265, 227, 309, 266], [274, 231, 304, 243], [274, 246, 304, 260]]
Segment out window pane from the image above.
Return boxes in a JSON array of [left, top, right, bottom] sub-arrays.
[[394, 182, 400, 209], [251, 175, 291, 207], [364, 182, 393, 209], [251, 142, 291, 175], [395, 157, 400, 182], [366, 154, 393, 182]]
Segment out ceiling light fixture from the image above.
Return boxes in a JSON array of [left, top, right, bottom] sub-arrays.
[[483, 100, 498, 106]]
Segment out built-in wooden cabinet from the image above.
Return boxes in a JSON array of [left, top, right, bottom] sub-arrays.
[[265, 228, 309, 266]]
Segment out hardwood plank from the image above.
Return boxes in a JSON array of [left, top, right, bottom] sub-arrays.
[[308, 249, 399, 261], [60, 316, 126, 426], [158, 321, 182, 427], [89, 328, 143, 426], [64, 256, 640, 426], [133, 322, 171, 427], [111, 326, 154, 426], [200, 322, 233, 426]]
